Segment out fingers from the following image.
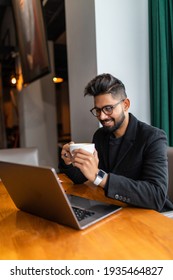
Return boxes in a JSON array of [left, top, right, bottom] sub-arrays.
[[61, 141, 74, 164], [72, 150, 96, 169], [61, 141, 74, 155], [72, 149, 93, 160], [72, 148, 98, 162], [60, 142, 99, 175], [61, 152, 70, 159], [72, 151, 98, 182]]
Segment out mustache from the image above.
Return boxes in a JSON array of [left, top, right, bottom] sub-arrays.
[[101, 113, 125, 133]]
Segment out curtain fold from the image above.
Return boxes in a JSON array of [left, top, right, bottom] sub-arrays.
[[148, 0, 173, 146]]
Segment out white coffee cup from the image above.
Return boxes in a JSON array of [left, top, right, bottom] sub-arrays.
[[69, 143, 95, 155]]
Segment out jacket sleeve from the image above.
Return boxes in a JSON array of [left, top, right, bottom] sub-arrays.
[[59, 159, 87, 184]]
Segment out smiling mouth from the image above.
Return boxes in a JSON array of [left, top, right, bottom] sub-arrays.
[[101, 119, 113, 126]]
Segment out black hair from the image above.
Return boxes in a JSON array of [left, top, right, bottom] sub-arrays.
[[84, 73, 127, 99]]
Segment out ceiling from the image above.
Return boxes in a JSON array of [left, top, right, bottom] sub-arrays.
[[0, 0, 67, 87]]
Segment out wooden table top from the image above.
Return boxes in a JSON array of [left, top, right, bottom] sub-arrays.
[[0, 174, 173, 260]]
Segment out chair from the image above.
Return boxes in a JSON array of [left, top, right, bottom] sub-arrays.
[[0, 147, 39, 166], [162, 147, 173, 219]]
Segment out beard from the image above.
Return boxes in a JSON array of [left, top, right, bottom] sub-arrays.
[[101, 111, 125, 134]]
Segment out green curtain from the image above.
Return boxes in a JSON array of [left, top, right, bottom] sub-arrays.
[[148, 0, 173, 146]]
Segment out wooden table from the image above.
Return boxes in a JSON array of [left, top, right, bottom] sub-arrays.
[[0, 174, 173, 260]]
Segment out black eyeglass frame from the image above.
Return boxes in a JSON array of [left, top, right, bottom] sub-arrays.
[[90, 99, 125, 117]]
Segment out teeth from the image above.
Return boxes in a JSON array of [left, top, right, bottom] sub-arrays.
[[103, 119, 112, 125]]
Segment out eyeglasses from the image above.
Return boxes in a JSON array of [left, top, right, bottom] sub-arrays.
[[90, 99, 125, 117]]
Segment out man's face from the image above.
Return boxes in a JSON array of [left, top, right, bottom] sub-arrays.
[[94, 94, 128, 133]]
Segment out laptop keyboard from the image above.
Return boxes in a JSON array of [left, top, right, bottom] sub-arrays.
[[72, 206, 95, 221]]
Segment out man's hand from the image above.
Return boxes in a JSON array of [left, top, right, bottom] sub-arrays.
[[61, 141, 74, 165], [71, 148, 99, 182]]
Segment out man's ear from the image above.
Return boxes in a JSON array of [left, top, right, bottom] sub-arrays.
[[123, 98, 130, 111]]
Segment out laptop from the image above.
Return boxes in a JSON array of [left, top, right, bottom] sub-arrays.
[[0, 161, 122, 230]]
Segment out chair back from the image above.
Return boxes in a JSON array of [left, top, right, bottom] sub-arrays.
[[167, 147, 173, 202], [0, 147, 39, 166]]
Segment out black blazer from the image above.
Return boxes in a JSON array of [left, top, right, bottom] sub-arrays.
[[60, 113, 173, 212]]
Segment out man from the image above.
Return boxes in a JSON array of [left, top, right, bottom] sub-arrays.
[[59, 73, 173, 212]]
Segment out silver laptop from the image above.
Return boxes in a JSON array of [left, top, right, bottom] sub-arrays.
[[0, 161, 122, 230]]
